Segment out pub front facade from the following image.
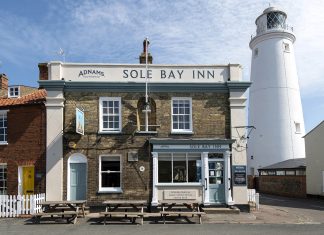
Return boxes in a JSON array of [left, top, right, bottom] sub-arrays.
[[39, 48, 250, 209]]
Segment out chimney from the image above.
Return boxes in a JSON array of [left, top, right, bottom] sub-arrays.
[[38, 63, 48, 81], [0, 73, 8, 97], [139, 39, 153, 64]]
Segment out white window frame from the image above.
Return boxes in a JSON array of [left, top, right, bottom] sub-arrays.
[[157, 153, 202, 185], [0, 164, 7, 195], [171, 97, 193, 133], [99, 97, 122, 133], [0, 110, 8, 145], [295, 122, 301, 134], [8, 86, 20, 98], [98, 155, 122, 193]]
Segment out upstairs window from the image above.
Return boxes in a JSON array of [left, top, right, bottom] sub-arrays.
[[99, 97, 122, 133], [8, 86, 20, 98], [295, 122, 301, 134], [171, 98, 192, 133], [283, 43, 290, 52], [0, 111, 7, 144]]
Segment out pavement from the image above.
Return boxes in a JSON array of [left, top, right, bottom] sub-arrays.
[[1, 193, 324, 226], [205, 193, 324, 224], [45, 194, 324, 225]]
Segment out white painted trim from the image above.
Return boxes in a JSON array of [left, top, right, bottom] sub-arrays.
[[67, 153, 88, 200], [8, 86, 20, 98], [99, 97, 122, 133], [98, 154, 122, 193], [18, 167, 23, 195]]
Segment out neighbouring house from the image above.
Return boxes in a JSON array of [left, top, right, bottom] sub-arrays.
[[38, 40, 251, 210], [305, 121, 324, 198], [257, 158, 306, 198], [0, 73, 47, 195]]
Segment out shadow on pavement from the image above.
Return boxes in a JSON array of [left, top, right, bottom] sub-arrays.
[[259, 193, 324, 211]]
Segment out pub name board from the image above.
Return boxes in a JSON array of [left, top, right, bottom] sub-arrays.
[[64, 66, 228, 83]]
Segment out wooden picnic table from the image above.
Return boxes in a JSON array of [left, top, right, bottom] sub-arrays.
[[32, 200, 87, 224], [100, 200, 148, 225], [158, 200, 205, 224]]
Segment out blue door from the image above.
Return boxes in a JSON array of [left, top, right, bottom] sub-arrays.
[[70, 163, 87, 200], [208, 161, 225, 203]]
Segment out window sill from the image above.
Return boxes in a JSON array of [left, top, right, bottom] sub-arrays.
[[0, 142, 8, 145], [98, 131, 122, 135], [156, 183, 202, 187], [98, 188, 123, 194], [170, 131, 194, 135], [136, 131, 158, 135]]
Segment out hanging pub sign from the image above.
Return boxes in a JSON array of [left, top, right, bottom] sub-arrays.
[[76, 108, 84, 135], [232, 165, 247, 186]]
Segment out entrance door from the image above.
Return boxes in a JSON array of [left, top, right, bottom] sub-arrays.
[[70, 163, 86, 200], [22, 166, 34, 195], [208, 161, 225, 203]]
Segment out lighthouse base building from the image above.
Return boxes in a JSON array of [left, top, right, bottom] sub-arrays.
[[39, 46, 251, 210]]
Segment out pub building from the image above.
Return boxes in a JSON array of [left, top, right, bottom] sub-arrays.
[[39, 40, 251, 210]]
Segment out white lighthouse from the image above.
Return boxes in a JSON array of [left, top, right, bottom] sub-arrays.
[[247, 6, 305, 176]]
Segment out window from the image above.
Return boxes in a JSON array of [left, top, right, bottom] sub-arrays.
[[0, 164, 7, 195], [267, 12, 285, 30], [158, 153, 201, 183], [254, 48, 259, 57], [99, 97, 121, 133], [99, 155, 121, 192], [276, 170, 285, 176], [171, 98, 192, 133], [295, 122, 301, 133], [283, 43, 290, 52], [8, 86, 20, 98], [0, 111, 8, 144]]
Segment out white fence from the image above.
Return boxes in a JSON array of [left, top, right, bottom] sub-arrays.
[[247, 189, 260, 210], [0, 193, 45, 217]]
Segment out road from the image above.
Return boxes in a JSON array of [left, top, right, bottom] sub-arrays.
[[1, 221, 324, 235]]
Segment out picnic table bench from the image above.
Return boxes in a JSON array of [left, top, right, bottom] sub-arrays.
[[159, 200, 205, 224], [100, 200, 147, 225], [31, 200, 86, 224]]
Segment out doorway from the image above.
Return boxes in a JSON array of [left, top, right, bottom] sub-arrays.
[[68, 154, 87, 200], [208, 160, 225, 203]]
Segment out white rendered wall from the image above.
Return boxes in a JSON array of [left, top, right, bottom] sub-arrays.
[[248, 31, 305, 175], [45, 63, 65, 200], [305, 122, 324, 196]]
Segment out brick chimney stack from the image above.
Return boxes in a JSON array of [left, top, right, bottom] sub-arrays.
[[38, 63, 48, 80], [139, 39, 153, 64], [0, 73, 8, 97]]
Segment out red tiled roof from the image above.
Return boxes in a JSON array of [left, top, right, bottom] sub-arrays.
[[0, 89, 47, 107]]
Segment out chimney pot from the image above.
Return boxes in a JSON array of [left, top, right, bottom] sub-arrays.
[[139, 39, 153, 64]]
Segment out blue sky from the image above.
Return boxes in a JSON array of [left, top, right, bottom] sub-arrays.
[[1, 0, 323, 132]]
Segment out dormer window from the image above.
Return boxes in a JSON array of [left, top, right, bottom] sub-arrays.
[[8, 86, 20, 98]]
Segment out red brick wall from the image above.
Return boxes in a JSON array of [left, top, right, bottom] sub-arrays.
[[258, 176, 306, 198], [0, 104, 46, 195]]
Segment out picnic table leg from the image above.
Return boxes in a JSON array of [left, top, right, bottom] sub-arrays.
[[163, 214, 166, 224], [104, 215, 107, 225], [199, 215, 202, 224], [73, 214, 77, 224]]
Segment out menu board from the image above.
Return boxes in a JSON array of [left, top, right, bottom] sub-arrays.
[[232, 165, 247, 186]]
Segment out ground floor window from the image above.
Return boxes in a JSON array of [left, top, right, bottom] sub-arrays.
[[99, 155, 121, 192], [0, 164, 7, 195], [158, 153, 201, 183]]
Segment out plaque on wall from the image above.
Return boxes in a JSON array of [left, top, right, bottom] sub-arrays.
[[164, 190, 197, 200], [128, 151, 138, 162]]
